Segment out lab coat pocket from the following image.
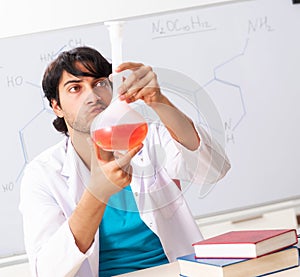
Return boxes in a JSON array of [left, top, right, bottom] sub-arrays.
[[148, 169, 183, 219]]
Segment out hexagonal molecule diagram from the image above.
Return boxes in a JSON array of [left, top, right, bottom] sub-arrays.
[[0, 55, 63, 257]]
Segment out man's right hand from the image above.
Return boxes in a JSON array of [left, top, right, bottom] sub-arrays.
[[87, 139, 143, 203]]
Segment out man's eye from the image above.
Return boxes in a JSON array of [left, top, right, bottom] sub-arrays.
[[69, 86, 80, 93], [95, 80, 109, 88]]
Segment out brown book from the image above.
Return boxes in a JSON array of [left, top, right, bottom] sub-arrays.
[[177, 246, 299, 277]]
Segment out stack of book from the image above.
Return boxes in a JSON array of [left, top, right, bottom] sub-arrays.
[[177, 229, 299, 277]]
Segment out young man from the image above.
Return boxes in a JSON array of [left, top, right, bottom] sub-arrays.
[[20, 46, 230, 277]]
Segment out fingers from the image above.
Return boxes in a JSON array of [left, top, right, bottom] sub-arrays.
[[86, 140, 142, 203], [115, 63, 159, 102], [87, 137, 100, 167], [115, 62, 144, 72], [87, 137, 113, 166], [120, 71, 155, 101], [118, 65, 150, 91], [115, 144, 143, 168], [108, 73, 126, 83]]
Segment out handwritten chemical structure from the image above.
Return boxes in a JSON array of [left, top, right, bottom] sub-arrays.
[[152, 15, 216, 39], [1, 39, 84, 193], [203, 16, 274, 145]]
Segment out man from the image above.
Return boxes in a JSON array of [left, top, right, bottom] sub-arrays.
[[20, 46, 230, 277]]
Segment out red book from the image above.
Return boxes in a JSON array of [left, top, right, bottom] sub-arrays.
[[192, 229, 298, 258]]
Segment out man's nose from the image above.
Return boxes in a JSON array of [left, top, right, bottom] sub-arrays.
[[84, 89, 102, 105]]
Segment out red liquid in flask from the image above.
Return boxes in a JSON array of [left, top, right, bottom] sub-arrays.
[[92, 122, 148, 151]]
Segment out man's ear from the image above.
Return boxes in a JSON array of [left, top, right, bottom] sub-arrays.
[[51, 99, 64, 118]]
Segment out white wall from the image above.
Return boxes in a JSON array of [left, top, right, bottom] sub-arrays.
[[0, 0, 242, 38]]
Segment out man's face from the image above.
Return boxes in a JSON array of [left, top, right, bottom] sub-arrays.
[[52, 63, 112, 136]]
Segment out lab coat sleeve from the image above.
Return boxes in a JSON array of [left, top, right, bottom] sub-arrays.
[[19, 164, 95, 277], [158, 122, 231, 185]]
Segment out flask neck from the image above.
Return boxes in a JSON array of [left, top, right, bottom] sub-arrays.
[[111, 72, 123, 100]]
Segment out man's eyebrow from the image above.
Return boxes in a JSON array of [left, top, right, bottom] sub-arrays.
[[63, 79, 82, 87]]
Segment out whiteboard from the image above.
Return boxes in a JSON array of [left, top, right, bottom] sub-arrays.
[[1, 0, 300, 258]]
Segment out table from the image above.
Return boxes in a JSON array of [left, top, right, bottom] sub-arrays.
[[114, 262, 180, 276]]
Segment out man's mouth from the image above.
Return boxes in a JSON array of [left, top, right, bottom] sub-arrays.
[[91, 105, 106, 114]]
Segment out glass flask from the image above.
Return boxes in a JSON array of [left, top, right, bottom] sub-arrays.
[[90, 94, 148, 151], [90, 21, 148, 151]]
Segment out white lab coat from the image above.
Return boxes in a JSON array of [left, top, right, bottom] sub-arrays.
[[19, 122, 230, 277]]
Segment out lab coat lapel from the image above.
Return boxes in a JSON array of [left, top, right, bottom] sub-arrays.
[[61, 140, 99, 277], [61, 139, 87, 206]]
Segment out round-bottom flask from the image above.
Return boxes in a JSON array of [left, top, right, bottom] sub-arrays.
[[90, 98, 148, 151]]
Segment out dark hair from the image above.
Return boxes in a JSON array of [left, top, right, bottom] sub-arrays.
[[42, 46, 112, 136]]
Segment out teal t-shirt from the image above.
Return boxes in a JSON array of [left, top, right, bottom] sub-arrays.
[[99, 185, 168, 277]]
